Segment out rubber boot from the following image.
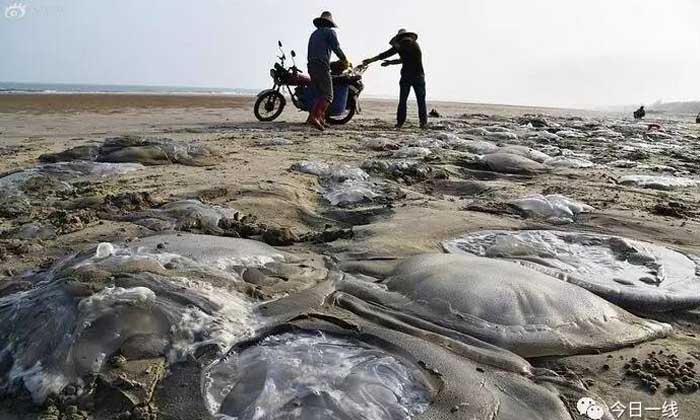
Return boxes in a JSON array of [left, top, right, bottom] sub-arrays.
[[307, 101, 325, 131], [306, 99, 323, 131], [305, 101, 320, 125]]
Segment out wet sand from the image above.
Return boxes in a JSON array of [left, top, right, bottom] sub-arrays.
[[1, 93, 699, 419]]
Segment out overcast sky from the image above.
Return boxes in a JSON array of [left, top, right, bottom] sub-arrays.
[[1, 0, 699, 108]]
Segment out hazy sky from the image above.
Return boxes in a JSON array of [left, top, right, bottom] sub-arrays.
[[1, 0, 699, 108]]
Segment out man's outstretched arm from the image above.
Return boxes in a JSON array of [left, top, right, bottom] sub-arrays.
[[363, 47, 397, 64], [381, 59, 402, 66]]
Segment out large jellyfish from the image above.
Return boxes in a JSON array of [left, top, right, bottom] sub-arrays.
[[443, 230, 700, 312], [338, 254, 670, 357]]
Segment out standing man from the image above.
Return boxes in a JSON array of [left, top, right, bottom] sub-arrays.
[[363, 29, 427, 129], [307, 11, 348, 131]]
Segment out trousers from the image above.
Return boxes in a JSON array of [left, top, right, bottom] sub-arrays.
[[397, 76, 427, 127]]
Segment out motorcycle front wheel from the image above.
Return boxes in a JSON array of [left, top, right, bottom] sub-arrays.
[[254, 91, 286, 122], [326, 97, 356, 125]]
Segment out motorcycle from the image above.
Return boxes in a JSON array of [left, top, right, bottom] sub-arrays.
[[254, 41, 366, 125]]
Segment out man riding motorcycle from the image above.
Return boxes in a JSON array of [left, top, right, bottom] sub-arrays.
[[306, 11, 350, 131]]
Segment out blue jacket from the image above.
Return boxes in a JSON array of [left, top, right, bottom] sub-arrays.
[[307, 27, 346, 68]]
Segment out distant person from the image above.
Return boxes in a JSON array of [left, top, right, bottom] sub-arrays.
[[306, 11, 348, 131], [633, 105, 646, 120], [363, 29, 427, 129]]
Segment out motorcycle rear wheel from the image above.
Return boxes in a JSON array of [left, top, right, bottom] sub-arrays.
[[326, 98, 356, 125], [254, 91, 286, 122]]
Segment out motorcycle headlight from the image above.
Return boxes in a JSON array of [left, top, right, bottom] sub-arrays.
[[270, 69, 276, 78]]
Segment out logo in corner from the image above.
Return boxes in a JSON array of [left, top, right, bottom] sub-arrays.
[[577, 397, 605, 420], [4, 2, 26, 19]]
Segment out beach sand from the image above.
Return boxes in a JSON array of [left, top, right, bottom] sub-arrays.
[[1, 94, 699, 419]]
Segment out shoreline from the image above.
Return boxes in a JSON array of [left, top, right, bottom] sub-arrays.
[[0, 92, 606, 116]]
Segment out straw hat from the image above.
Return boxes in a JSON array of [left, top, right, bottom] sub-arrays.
[[313, 11, 338, 28], [390, 28, 418, 44]]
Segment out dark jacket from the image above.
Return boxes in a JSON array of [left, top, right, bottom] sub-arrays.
[[307, 27, 346, 68], [376, 38, 425, 80]]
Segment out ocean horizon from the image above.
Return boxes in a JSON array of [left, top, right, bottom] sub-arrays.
[[0, 81, 410, 103], [0, 81, 260, 96]]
